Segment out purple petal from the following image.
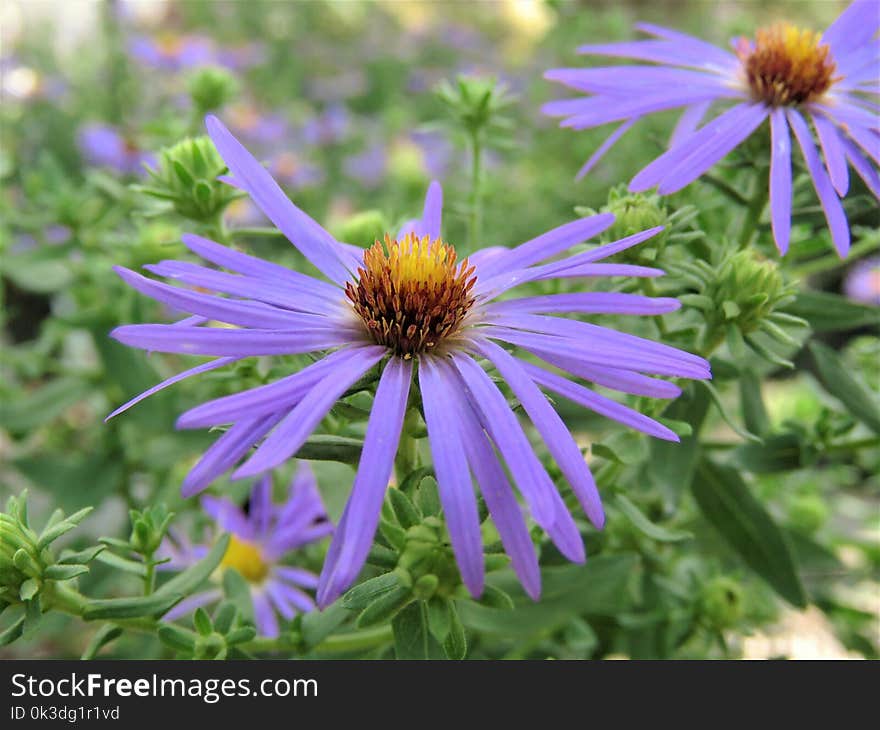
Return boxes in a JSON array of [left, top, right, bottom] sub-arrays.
[[181, 413, 284, 497], [269, 579, 316, 613], [812, 112, 850, 196], [524, 361, 679, 442], [205, 115, 352, 285], [162, 589, 222, 622], [842, 137, 880, 199], [250, 474, 273, 538], [576, 118, 637, 181], [252, 591, 279, 638], [413, 181, 443, 240], [275, 566, 319, 589], [316, 357, 412, 607], [419, 357, 484, 597], [670, 100, 712, 148], [657, 104, 768, 194], [769, 108, 793, 255], [105, 355, 236, 422], [110, 323, 358, 357], [545, 66, 731, 94], [201, 495, 254, 539], [177, 346, 385, 428], [577, 38, 737, 74], [487, 292, 680, 316], [448, 371, 541, 600], [787, 108, 851, 257], [475, 340, 604, 528], [822, 0, 880, 65], [233, 348, 386, 478], [633, 22, 740, 70]]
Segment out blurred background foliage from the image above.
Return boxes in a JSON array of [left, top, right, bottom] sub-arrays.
[[0, 0, 877, 659]]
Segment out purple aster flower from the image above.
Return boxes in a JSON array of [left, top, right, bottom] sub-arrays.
[[108, 116, 710, 606], [844, 255, 880, 305], [544, 0, 879, 257], [410, 130, 454, 179], [128, 33, 215, 71], [343, 143, 388, 188], [77, 123, 154, 176], [301, 104, 351, 146], [159, 464, 331, 638]]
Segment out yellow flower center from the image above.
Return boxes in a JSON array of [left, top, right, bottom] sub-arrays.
[[737, 23, 838, 106], [220, 535, 269, 584], [345, 232, 477, 358]]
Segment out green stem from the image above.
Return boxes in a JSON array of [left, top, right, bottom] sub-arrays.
[[313, 625, 393, 654], [737, 177, 769, 249], [468, 131, 484, 250], [792, 237, 880, 277], [703, 174, 750, 207], [825, 436, 880, 454]]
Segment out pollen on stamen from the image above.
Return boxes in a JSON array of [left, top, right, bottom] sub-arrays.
[[736, 23, 839, 107], [346, 232, 477, 358]]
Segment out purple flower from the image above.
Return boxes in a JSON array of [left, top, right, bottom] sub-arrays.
[[301, 104, 351, 146], [158, 465, 331, 638], [343, 143, 388, 188], [128, 33, 215, 71], [77, 123, 155, 176], [544, 0, 879, 257], [410, 130, 454, 179], [844, 256, 880, 305], [109, 116, 710, 606], [269, 151, 325, 190]]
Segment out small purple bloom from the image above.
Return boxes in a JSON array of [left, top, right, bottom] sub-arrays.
[[544, 0, 879, 257], [109, 116, 710, 606], [128, 33, 215, 71], [844, 256, 880, 305], [158, 465, 331, 638], [410, 130, 454, 179], [77, 123, 154, 176], [301, 104, 350, 146], [343, 143, 388, 188]]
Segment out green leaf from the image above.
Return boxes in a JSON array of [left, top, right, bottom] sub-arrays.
[[59, 545, 105, 565], [443, 602, 467, 660], [739, 369, 770, 437], [0, 377, 91, 434], [36, 507, 92, 549], [300, 602, 349, 649], [698, 381, 763, 444], [154, 534, 230, 600], [43, 564, 89, 581], [786, 290, 880, 332], [733, 432, 811, 473], [477, 584, 514, 610], [342, 572, 401, 610], [158, 624, 197, 653], [692, 459, 807, 607], [82, 591, 183, 620], [222, 568, 254, 623], [0, 615, 25, 646], [388, 488, 421, 528], [95, 550, 147, 577], [193, 607, 213, 635], [415, 476, 442, 517], [212, 602, 237, 634], [426, 596, 450, 642], [81, 625, 123, 660], [294, 435, 362, 464], [614, 495, 692, 543], [809, 341, 880, 434], [356, 586, 412, 628], [19, 578, 39, 602], [392, 601, 444, 660]]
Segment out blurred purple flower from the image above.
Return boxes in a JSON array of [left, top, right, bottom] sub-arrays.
[[410, 130, 453, 179], [158, 465, 331, 638], [301, 104, 350, 146], [129, 33, 215, 70], [343, 143, 388, 188], [844, 256, 880, 305], [77, 123, 154, 175]]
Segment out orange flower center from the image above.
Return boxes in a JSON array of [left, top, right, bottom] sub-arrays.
[[346, 233, 477, 358], [736, 23, 838, 106]]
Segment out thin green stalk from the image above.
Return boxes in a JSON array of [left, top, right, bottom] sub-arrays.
[[468, 131, 484, 250], [792, 237, 880, 277]]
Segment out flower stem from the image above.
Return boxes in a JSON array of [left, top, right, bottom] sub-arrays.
[[468, 130, 484, 250], [737, 177, 769, 249]]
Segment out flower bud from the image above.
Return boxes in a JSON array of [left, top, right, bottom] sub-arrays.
[[187, 66, 238, 116], [700, 576, 745, 630], [333, 210, 390, 249]]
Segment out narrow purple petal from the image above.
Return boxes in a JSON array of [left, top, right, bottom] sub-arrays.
[[633, 22, 740, 70], [670, 100, 712, 148], [201, 496, 254, 539], [769, 108, 793, 255], [822, 0, 880, 64], [233, 348, 385, 478], [205, 115, 352, 285], [177, 346, 384, 428], [413, 181, 443, 240], [419, 357, 484, 597], [275, 566, 320, 589], [841, 137, 880, 199], [316, 357, 411, 607], [812, 112, 850, 196], [105, 356, 237, 422], [545, 66, 731, 94], [657, 104, 768, 194], [250, 474, 273, 538], [577, 39, 738, 74], [486, 292, 680, 316], [181, 413, 284, 497], [163, 589, 222, 622], [268, 579, 316, 614], [475, 340, 604, 528], [576, 118, 637, 181], [252, 591, 279, 638], [787, 108, 851, 257], [524, 361, 679, 442], [448, 372, 541, 599], [110, 323, 358, 357]]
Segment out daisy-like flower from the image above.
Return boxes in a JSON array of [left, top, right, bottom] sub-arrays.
[[78, 123, 155, 176], [159, 464, 331, 638], [844, 255, 880, 305], [544, 0, 879, 257], [109, 115, 710, 606]]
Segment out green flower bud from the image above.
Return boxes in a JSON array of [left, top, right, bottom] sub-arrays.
[[435, 74, 515, 137], [127, 505, 173, 557], [332, 210, 389, 249], [187, 66, 238, 115], [700, 576, 745, 630], [605, 187, 668, 245], [138, 136, 239, 222], [787, 494, 829, 534]]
